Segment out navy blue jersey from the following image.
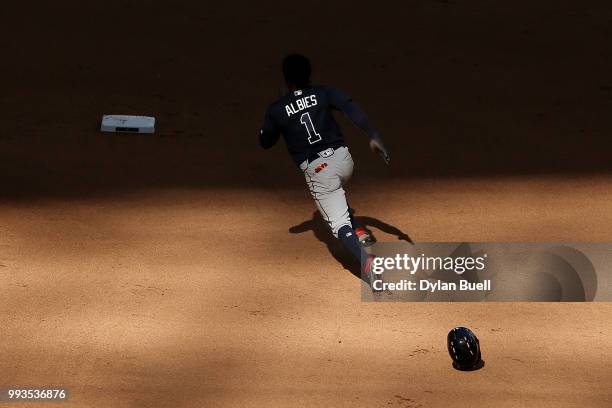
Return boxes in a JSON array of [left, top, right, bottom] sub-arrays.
[[260, 85, 358, 165]]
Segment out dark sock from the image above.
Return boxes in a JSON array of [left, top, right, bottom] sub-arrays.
[[338, 225, 364, 262]]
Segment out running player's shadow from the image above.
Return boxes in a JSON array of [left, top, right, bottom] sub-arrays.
[[289, 211, 413, 280]]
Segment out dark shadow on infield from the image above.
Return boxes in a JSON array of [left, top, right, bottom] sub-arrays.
[[289, 210, 413, 281]]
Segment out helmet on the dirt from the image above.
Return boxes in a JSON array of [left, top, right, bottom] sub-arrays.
[[447, 327, 483, 370]]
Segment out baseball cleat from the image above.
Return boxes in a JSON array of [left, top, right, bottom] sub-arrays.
[[355, 227, 375, 247]]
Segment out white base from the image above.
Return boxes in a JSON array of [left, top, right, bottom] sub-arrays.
[[101, 115, 156, 133]]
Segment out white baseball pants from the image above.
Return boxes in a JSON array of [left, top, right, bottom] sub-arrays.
[[300, 146, 354, 238]]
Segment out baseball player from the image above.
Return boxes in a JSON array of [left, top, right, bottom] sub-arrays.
[[259, 54, 390, 269]]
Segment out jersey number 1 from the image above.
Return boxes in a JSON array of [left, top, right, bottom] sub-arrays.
[[300, 112, 322, 144]]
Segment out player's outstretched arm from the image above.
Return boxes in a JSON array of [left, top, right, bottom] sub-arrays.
[[327, 86, 390, 164]]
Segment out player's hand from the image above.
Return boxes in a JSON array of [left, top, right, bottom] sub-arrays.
[[370, 137, 390, 165]]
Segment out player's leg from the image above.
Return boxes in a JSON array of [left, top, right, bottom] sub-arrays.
[[347, 205, 372, 246], [311, 183, 363, 262], [302, 150, 364, 262], [335, 147, 374, 246], [304, 149, 353, 237], [348, 206, 359, 228]]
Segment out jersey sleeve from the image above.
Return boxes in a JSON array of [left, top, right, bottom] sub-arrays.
[[325, 86, 381, 140], [259, 107, 281, 149], [326, 86, 354, 111]]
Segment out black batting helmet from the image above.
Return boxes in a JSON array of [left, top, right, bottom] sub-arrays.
[[447, 327, 483, 370]]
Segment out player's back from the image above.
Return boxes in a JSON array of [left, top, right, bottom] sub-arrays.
[[267, 85, 345, 165]]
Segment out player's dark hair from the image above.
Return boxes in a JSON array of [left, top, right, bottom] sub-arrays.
[[282, 54, 311, 88]]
